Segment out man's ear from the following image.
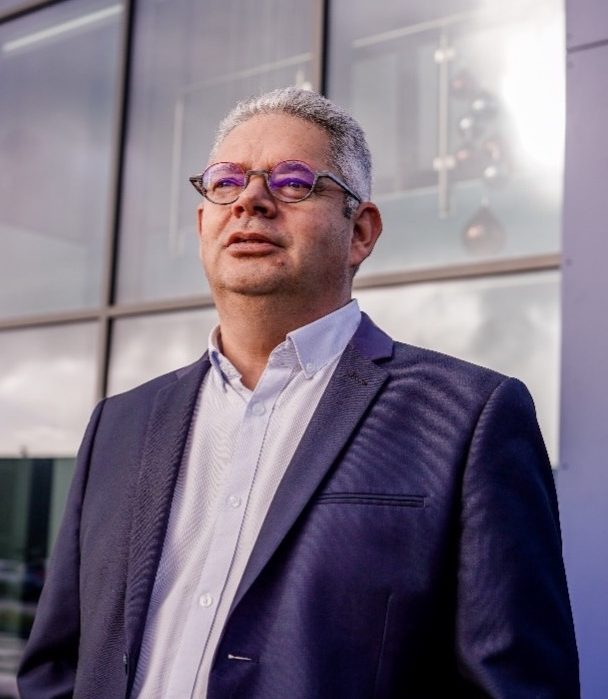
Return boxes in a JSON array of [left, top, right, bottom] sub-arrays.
[[196, 202, 204, 240], [349, 202, 383, 269], [196, 202, 206, 263]]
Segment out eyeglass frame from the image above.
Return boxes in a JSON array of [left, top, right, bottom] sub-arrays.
[[189, 159, 362, 205]]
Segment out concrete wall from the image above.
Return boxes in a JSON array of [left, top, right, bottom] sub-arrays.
[[558, 2, 608, 696]]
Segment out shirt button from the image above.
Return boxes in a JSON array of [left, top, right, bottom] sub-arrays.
[[305, 362, 315, 373], [227, 494, 241, 508], [199, 593, 213, 608], [251, 402, 265, 416]]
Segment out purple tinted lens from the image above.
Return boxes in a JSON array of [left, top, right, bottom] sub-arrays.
[[269, 161, 315, 201], [203, 162, 245, 200]]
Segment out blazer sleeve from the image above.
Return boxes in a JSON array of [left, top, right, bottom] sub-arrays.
[[455, 377, 579, 697], [17, 400, 105, 699]]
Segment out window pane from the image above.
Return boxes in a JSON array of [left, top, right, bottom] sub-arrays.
[[0, 0, 123, 319], [329, 0, 564, 276], [0, 458, 75, 681], [0, 322, 97, 693], [0, 323, 98, 456], [355, 270, 560, 462], [116, 0, 317, 303], [107, 308, 218, 395]]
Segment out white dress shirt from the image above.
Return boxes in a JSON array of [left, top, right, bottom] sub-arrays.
[[132, 300, 362, 698]]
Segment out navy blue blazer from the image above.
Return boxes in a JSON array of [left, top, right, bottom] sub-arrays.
[[18, 314, 579, 698]]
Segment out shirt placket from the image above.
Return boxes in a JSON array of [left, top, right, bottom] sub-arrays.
[[164, 351, 297, 699]]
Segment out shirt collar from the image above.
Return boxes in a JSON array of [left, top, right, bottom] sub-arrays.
[[286, 299, 361, 378], [207, 299, 361, 383], [208, 327, 238, 385]]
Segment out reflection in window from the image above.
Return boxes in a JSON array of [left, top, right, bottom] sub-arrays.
[[329, 0, 564, 275], [0, 324, 98, 456], [0, 0, 123, 319], [0, 322, 97, 693], [0, 458, 74, 637], [107, 308, 218, 395], [356, 270, 560, 462], [116, 0, 317, 303]]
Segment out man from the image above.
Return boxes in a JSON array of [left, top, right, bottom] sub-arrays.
[[18, 87, 579, 698]]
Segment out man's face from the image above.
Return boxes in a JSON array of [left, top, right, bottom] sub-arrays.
[[196, 113, 378, 314]]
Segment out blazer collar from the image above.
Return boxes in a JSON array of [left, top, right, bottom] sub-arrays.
[[229, 313, 393, 613], [124, 355, 210, 681], [352, 311, 394, 361]]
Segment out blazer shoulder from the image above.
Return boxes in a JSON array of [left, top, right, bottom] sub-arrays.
[[356, 313, 507, 390], [354, 314, 514, 410], [90, 355, 209, 444], [105, 355, 208, 408], [388, 339, 507, 389]]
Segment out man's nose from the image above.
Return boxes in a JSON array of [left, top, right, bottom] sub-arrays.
[[231, 172, 277, 217]]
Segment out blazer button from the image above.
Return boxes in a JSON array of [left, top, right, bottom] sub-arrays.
[[123, 652, 129, 674]]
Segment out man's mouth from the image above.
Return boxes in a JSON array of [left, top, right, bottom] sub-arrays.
[[226, 232, 281, 253]]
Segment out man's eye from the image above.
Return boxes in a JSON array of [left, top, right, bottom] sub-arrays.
[[213, 177, 241, 189], [274, 177, 310, 190]]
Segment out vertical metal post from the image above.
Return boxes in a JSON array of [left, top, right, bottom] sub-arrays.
[[95, 0, 136, 401], [434, 29, 454, 219], [312, 0, 330, 95]]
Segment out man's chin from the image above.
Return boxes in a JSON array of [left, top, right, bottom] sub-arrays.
[[213, 275, 290, 298]]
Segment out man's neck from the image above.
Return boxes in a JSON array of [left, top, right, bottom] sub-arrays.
[[214, 293, 349, 390]]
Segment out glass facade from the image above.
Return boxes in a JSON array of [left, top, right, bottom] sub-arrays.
[[0, 322, 97, 692], [0, 0, 565, 692], [0, 323, 98, 456], [328, 0, 564, 275], [0, 0, 123, 318]]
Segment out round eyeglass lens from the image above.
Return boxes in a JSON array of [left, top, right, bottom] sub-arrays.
[[202, 162, 246, 203], [269, 161, 316, 202]]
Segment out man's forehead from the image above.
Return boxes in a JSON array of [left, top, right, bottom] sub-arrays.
[[209, 113, 331, 167]]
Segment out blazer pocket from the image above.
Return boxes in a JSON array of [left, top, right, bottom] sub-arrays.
[[316, 492, 427, 508]]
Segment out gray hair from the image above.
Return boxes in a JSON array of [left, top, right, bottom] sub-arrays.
[[210, 87, 372, 214]]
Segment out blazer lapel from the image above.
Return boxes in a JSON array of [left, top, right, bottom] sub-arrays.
[[230, 315, 393, 612], [124, 356, 210, 661]]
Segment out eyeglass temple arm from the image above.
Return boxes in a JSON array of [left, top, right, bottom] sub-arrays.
[[319, 172, 361, 202], [189, 175, 204, 195]]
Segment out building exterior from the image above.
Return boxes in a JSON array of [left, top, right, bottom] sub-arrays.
[[0, 0, 605, 696]]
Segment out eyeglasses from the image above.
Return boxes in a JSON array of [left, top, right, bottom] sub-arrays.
[[189, 159, 361, 205]]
